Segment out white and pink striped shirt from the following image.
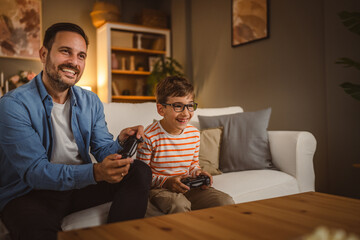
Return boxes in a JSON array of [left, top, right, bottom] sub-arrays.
[[136, 121, 201, 188]]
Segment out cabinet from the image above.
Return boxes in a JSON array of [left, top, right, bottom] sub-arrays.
[[96, 22, 171, 103]]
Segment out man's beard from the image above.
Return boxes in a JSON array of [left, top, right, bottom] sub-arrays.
[[44, 55, 81, 92]]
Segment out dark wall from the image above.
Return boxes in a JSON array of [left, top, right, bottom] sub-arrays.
[[172, 0, 360, 198]]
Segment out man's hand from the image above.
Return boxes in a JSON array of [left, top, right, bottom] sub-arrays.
[[195, 170, 213, 189], [93, 154, 133, 183], [118, 125, 144, 148], [163, 175, 190, 193]]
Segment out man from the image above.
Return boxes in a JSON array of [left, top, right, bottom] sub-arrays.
[[0, 22, 152, 240]]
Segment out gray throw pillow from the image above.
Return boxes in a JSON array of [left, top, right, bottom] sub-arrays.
[[198, 108, 274, 173]]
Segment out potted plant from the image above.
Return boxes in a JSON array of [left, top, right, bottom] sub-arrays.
[[335, 11, 360, 101], [146, 57, 184, 96]]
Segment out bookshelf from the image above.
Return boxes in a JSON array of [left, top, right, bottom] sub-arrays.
[[96, 22, 170, 103]]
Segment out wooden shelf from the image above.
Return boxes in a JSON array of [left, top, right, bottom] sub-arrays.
[[112, 95, 156, 103], [111, 47, 166, 55], [112, 70, 151, 75], [97, 22, 170, 103]]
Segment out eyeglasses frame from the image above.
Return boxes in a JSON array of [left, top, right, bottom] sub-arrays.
[[161, 102, 198, 112]]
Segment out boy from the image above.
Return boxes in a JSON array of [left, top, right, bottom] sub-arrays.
[[137, 76, 234, 214]]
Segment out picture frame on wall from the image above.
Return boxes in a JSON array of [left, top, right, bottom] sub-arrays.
[[0, 0, 42, 60], [232, 0, 269, 47]]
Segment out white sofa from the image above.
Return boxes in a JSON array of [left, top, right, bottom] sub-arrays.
[[0, 102, 317, 237]]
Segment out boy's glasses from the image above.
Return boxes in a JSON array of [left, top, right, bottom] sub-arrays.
[[162, 102, 198, 112]]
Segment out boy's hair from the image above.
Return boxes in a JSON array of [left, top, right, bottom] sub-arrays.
[[43, 22, 89, 51], [156, 76, 195, 104]]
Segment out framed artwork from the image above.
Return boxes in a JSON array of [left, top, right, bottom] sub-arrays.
[[232, 0, 269, 47], [0, 0, 42, 60]]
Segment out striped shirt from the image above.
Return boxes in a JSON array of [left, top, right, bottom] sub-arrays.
[[137, 121, 201, 188]]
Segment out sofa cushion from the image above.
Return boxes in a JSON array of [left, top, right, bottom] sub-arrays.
[[61, 201, 165, 231], [199, 127, 223, 175], [198, 108, 273, 173], [61, 202, 111, 231], [189, 106, 243, 129], [60, 170, 301, 231], [212, 170, 300, 203]]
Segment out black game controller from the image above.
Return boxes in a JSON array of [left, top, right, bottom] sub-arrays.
[[118, 135, 143, 159], [181, 175, 211, 189]]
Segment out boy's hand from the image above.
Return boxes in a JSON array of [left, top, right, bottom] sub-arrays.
[[118, 125, 144, 149], [93, 154, 133, 183], [195, 170, 213, 189], [163, 175, 190, 193]]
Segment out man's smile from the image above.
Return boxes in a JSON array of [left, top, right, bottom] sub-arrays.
[[62, 68, 76, 75], [59, 64, 80, 78]]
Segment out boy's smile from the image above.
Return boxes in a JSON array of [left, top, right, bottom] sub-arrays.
[[157, 95, 195, 135]]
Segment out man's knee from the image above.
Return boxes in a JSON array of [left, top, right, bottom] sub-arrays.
[[130, 160, 152, 185]]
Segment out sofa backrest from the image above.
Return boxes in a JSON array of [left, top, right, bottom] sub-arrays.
[[102, 102, 243, 138]]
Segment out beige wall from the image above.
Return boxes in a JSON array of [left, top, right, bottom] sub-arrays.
[[172, 0, 360, 198], [42, 0, 98, 92]]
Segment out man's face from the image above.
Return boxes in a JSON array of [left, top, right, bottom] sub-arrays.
[[157, 94, 195, 135], [40, 31, 87, 92]]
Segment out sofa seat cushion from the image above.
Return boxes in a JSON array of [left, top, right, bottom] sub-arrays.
[[61, 170, 300, 231], [212, 170, 300, 204], [61, 201, 164, 231], [61, 202, 111, 231]]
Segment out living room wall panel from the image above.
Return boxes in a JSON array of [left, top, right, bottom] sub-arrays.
[[178, 0, 360, 198], [188, 0, 328, 194]]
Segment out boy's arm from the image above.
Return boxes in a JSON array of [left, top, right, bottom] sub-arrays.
[[136, 134, 169, 188], [189, 131, 201, 177], [136, 135, 152, 166]]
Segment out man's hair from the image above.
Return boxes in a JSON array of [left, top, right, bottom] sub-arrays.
[[156, 76, 195, 104], [43, 22, 89, 50]]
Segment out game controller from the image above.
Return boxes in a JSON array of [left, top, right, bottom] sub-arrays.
[[181, 175, 211, 189], [118, 135, 143, 159]]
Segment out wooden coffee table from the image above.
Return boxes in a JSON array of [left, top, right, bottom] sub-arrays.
[[58, 192, 360, 240]]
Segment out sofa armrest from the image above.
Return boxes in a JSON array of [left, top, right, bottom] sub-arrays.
[[268, 131, 317, 192]]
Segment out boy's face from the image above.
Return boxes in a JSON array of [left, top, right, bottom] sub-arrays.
[[157, 94, 195, 135]]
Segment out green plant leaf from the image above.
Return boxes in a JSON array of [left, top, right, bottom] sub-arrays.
[[340, 82, 360, 101], [338, 11, 360, 35], [335, 58, 360, 71], [146, 57, 185, 96]]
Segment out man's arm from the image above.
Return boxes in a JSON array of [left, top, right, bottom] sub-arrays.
[[88, 98, 121, 162], [0, 96, 96, 190]]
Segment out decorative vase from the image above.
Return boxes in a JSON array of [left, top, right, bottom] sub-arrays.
[[111, 53, 118, 69]]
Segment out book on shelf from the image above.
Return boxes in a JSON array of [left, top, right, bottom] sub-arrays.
[[112, 81, 120, 96], [111, 31, 134, 49]]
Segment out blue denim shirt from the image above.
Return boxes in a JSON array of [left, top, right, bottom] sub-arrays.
[[0, 72, 121, 211]]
